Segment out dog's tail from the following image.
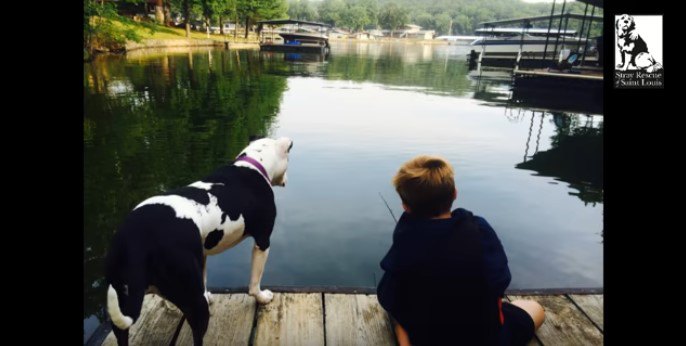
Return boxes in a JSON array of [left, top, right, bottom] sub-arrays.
[[107, 284, 134, 330]]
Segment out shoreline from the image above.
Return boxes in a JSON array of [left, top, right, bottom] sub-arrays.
[[125, 38, 260, 52], [86, 37, 462, 60]]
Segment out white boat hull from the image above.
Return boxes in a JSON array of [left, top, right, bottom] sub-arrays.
[[471, 36, 589, 54]]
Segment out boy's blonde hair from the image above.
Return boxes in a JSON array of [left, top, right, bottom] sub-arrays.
[[392, 155, 456, 218]]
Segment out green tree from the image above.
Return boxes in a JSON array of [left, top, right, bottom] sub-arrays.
[[83, 0, 146, 60], [216, 0, 238, 35], [378, 3, 407, 37], [238, 0, 288, 38], [360, 0, 379, 29], [340, 4, 370, 32], [165, 0, 197, 37], [434, 13, 451, 35], [288, 0, 317, 21], [413, 11, 433, 31], [183, 0, 193, 37], [452, 13, 470, 35], [201, 0, 216, 37], [317, 0, 345, 27], [155, 0, 165, 23]]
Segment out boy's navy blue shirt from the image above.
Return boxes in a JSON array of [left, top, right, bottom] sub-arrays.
[[377, 208, 511, 345]]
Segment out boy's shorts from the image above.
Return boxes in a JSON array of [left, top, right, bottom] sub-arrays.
[[501, 301, 536, 345]]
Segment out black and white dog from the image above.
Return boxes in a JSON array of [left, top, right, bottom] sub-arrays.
[[105, 136, 293, 345], [616, 14, 663, 72]]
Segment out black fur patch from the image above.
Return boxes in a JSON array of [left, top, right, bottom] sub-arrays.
[[208, 183, 243, 221], [203, 165, 277, 249], [204, 229, 224, 249]]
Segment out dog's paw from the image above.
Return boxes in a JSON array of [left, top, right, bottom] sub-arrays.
[[252, 289, 274, 304], [204, 291, 214, 305]]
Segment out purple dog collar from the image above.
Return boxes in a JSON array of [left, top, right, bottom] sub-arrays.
[[235, 156, 271, 185]]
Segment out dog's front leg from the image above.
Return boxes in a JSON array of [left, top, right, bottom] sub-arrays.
[[248, 244, 273, 304], [617, 50, 625, 69], [621, 44, 635, 70], [626, 54, 635, 70]]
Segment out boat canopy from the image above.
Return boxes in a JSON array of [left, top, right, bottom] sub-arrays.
[[575, 0, 603, 8], [475, 28, 577, 36], [478, 13, 603, 28], [257, 19, 332, 28]]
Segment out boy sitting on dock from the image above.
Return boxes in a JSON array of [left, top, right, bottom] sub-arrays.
[[377, 155, 545, 345]]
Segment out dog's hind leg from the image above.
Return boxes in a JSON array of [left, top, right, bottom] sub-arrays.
[[184, 295, 210, 346], [171, 255, 210, 345], [112, 325, 129, 346], [248, 244, 273, 304], [105, 268, 146, 345], [110, 286, 145, 346], [202, 255, 214, 305]]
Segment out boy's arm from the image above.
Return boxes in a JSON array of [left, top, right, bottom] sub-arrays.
[[392, 318, 412, 346], [476, 216, 511, 297]]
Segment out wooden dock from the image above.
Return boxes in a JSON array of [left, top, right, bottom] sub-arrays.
[[88, 288, 603, 345]]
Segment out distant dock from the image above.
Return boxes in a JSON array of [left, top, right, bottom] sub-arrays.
[[86, 287, 603, 345]]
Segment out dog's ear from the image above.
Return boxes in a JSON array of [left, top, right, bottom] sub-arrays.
[[249, 135, 265, 143], [628, 16, 636, 31]]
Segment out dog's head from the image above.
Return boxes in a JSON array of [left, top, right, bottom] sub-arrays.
[[616, 14, 635, 37], [236, 136, 293, 187]]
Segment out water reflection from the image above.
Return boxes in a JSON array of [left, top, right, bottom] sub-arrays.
[[516, 112, 603, 206], [468, 65, 603, 115], [84, 49, 287, 334]]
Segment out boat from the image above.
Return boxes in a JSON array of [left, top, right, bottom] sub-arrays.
[[257, 19, 331, 55], [469, 13, 603, 57], [435, 35, 481, 45], [470, 28, 589, 56]]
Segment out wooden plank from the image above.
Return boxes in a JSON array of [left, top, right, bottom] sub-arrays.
[[208, 286, 602, 295], [568, 294, 604, 332], [508, 295, 603, 345], [324, 294, 395, 346], [175, 293, 256, 345], [210, 285, 378, 294], [505, 288, 603, 296], [253, 293, 325, 346], [102, 294, 183, 346]]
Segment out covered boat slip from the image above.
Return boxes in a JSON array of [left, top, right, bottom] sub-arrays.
[[507, 0, 604, 111], [470, 1, 604, 68], [257, 19, 331, 55], [468, 0, 604, 114]]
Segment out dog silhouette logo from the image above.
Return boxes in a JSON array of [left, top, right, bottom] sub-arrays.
[[614, 14, 663, 88]]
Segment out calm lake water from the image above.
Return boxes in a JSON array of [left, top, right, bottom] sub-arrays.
[[84, 41, 603, 341]]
